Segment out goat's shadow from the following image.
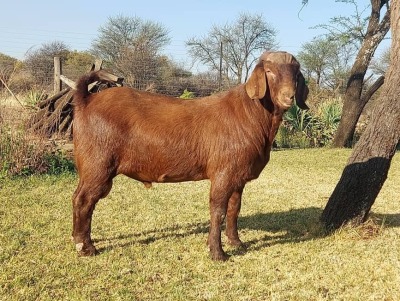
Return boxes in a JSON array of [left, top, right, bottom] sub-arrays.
[[96, 207, 325, 255], [95, 208, 400, 256]]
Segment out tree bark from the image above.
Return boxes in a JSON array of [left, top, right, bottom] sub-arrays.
[[333, 0, 390, 147], [322, 0, 400, 229]]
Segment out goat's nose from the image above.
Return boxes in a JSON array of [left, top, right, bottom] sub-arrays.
[[283, 93, 295, 102]]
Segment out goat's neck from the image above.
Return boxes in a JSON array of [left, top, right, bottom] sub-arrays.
[[255, 97, 284, 144], [268, 108, 284, 144]]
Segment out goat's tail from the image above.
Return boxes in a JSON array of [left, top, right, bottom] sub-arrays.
[[73, 71, 102, 107]]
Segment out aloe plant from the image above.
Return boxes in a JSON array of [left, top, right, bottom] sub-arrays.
[[276, 98, 343, 148]]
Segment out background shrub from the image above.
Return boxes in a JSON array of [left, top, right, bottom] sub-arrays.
[[179, 89, 195, 99], [311, 98, 342, 146], [0, 112, 75, 178], [275, 98, 343, 148]]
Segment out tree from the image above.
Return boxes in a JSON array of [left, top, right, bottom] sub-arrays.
[[186, 13, 277, 87], [64, 51, 95, 80], [297, 37, 353, 92], [152, 55, 194, 96], [0, 53, 18, 88], [330, 0, 390, 147], [91, 15, 170, 88], [297, 38, 333, 87], [370, 46, 390, 75], [24, 41, 70, 88], [321, 0, 400, 230]]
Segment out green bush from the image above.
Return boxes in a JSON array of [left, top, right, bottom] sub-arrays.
[[311, 98, 342, 146], [275, 104, 314, 148], [275, 98, 342, 148], [44, 150, 75, 175], [179, 89, 195, 99], [276, 127, 311, 149], [24, 89, 47, 107]]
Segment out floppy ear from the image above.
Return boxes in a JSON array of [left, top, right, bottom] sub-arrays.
[[245, 62, 267, 100], [296, 71, 309, 110]]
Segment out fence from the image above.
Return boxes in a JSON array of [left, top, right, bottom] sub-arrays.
[[1, 54, 229, 99]]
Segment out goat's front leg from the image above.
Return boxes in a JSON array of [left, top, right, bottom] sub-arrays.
[[208, 180, 234, 261], [225, 188, 245, 248]]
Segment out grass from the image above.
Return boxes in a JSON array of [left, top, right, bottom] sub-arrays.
[[1, 148, 399, 300]]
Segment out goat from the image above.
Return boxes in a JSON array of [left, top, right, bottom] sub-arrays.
[[71, 51, 309, 261]]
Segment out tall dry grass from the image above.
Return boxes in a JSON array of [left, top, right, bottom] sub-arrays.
[[0, 96, 74, 178]]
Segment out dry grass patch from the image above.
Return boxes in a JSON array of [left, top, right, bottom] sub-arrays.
[[1, 149, 399, 300]]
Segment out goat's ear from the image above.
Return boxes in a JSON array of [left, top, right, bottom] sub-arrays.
[[296, 71, 309, 110], [245, 63, 267, 100]]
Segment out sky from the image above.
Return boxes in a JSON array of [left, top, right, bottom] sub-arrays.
[[0, 0, 390, 72]]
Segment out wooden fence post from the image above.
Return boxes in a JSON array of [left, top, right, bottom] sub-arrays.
[[94, 59, 103, 71], [54, 56, 62, 94]]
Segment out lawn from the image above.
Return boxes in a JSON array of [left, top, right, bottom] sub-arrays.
[[1, 148, 399, 300]]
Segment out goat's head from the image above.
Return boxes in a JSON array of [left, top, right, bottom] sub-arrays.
[[245, 51, 309, 110]]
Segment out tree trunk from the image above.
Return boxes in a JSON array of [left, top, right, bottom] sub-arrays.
[[322, 0, 400, 229], [333, 0, 390, 147]]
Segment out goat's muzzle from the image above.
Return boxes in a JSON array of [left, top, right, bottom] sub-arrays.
[[277, 91, 296, 110]]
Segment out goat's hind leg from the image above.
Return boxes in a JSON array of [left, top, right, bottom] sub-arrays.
[[72, 178, 113, 256]]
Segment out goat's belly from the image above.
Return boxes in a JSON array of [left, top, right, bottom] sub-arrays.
[[118, 162, 207, 185], [127, 172, 207, 187]]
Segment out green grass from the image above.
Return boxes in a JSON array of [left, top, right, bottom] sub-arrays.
[[1, 149, 399, 300]]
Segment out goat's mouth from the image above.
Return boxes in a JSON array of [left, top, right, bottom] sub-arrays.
[[276, 98, 293, 110]]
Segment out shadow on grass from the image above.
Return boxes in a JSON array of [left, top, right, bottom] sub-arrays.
[[96, 206, 327, 255], [373, 213, 400, 227], [230, 207, 326, 256]]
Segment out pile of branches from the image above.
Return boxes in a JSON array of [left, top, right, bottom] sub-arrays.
[[29, 67, 123, 139]]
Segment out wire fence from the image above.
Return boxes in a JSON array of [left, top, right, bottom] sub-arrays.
[[0, 53, 235, 100]]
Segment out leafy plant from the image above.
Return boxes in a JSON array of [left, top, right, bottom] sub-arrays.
[[283, 104, 314, 133], [44, 150, 75, 175], [179, 89, 195, 99], [276, 126, 310, 149], [276, 104, 315, 148], [276, 98, 343, 148], [311, 98, 342, 146], [24, 89, 47, 107]]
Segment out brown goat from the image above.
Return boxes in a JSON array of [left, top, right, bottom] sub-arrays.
[[71, 51, 309, 261]]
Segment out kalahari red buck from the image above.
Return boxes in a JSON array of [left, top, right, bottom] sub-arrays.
[[71, 51, 309, 261]]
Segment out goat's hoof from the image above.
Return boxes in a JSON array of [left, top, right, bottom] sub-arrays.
[[228, 238, 246, 249], [76, 243, 98, 257], [210, 250, 229, 261]]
